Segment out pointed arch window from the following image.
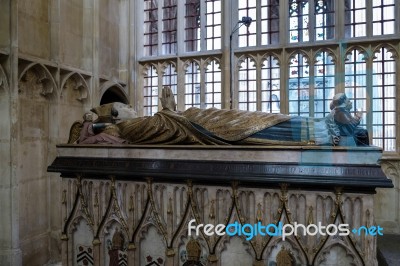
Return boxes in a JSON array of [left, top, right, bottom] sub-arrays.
[[205, 60, 222, 108], [238, 57, 257, 111]]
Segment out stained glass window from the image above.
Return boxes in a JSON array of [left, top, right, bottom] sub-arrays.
[[143, 65, 159, 116], [185, 61, 201, 109], [261, 0, 280, 45], [372, 47, 396, 151], [206, 0, 222, 50], [185, 0, 201, 52], [261, 56, 280, 113], [344, 49, 367, 126], [140, 0, 399, 152], [315, 0, 334, 41], [162, 0, 177, 54], [314, 51, 335, 117], [238, 58, 257, 111], [205, 60, 222, 108], [289, 0, 309, 43], [372, 0, 395, 36], [344, 0, 366, 38], [144, 0, 158, 56], [288, 53, 310, 116], [162, 63, 177, 97], [238, 1, 257, 47]]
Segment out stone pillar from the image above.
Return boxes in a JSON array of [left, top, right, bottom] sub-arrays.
[[0, 0, 22, 265], [60, 235, 68, 266], [127, 243, 136, 265]]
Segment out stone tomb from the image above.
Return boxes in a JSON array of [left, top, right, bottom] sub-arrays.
[[48, 145, 393, 266]]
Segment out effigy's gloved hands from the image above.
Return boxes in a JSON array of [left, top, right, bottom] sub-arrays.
[[160, 86, 177, 111]]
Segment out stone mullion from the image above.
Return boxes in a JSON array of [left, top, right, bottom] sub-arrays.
[[92, 0, 100, 106], [5, 0, 22, 264], [309, 49, 315, 116], [396, 42, 400, 153], [280, 49, 289, 114], [256, 54, 262, 111], [176, 59, 185, 111]]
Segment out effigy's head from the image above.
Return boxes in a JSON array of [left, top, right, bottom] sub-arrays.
[[91, 102, 137, 122]]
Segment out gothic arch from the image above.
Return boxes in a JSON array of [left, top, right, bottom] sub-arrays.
[[204, 57, 221, 70], [183, 59, 201, 73], [313, 48, 337, 64], [99, 81, 129, 105], [237, 54, 257, 69], [260, 53, 281, 67], [287, 50, 311, 65], [344, 46, 369, 62]]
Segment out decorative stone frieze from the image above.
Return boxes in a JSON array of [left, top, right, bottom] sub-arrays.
[[49, 145, 393, 265]]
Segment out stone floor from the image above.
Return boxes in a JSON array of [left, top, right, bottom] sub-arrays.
[[377, 234, 400, 265]]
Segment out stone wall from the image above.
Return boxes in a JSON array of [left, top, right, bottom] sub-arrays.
[[0, 0, 131, 265]]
